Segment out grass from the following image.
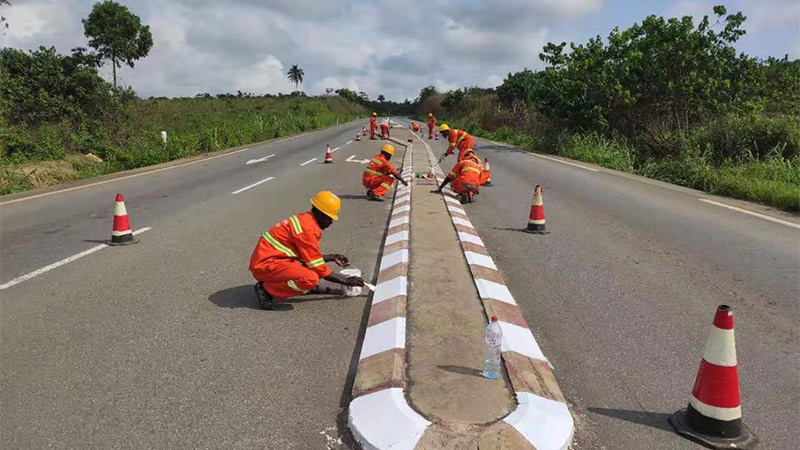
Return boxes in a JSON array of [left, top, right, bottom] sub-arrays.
[[1, 96, 367, 195], [445, 120, 800, 212]]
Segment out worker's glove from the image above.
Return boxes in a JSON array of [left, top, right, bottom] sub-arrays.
[[332, 254, 350, 267], [345, 276, 365, 287]]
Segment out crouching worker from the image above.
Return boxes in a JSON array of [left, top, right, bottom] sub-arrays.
[[249, 191, 365, 310], [363, 144, 409, 201], [434, 150, 486, 204]]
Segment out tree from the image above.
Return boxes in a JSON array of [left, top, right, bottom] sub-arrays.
[[287, 65, 304, 91], [417, 85, 438, 103], [82, 1, 152, 88], [377, 94, 385, 103], [1, 0, 10, 35]]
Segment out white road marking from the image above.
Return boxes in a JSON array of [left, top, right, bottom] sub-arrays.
[[0, 227, 152, 290], [231, 176, 275, 195], [698, 198, 800, 229], [346, 140, 353, 145], [331, 146, 341, 153], [529, 153, 598, 172], [300, 158, 318, 166], [345, 155, 370, 164], [245, 154, 275, 165], [0, 127, 330, 205]]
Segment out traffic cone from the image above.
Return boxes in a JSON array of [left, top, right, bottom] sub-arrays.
[[435, 133, 439, 140], [484, 158, 493, 186], [362, 124, 367, 135], [670, 305, 757, 449], [324, 144, 333, 163], [356, 131, 361, 141], [526, 185, 547, 234], [110, 193, 138, 245]]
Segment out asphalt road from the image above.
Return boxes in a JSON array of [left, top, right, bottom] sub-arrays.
[[1, 122, 395, 449], [417, 124, 800, 449], [2, 119, 798, 449]]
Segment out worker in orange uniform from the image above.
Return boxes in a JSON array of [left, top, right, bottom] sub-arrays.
[[411, 122, 421, 132], [438, 124, 474, 162], [249, 191, 365, 310], [434, 150, 485, 204], [363, 143, 408, 201], [380, 121, 390, 139], [369, 112, 378, 140], [426, 113, 436, 139]]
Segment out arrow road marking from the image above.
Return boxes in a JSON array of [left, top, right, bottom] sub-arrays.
[[245, 154, 275, 165], [345, 155, 370, 164]]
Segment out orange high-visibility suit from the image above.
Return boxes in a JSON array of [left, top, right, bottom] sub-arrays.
[[370, 116, 377, 139], [445, 154, 485, 194], [427, 115, 436, 138], [444, 129, 474, 160], [412, 122, 421, 132], [363, 153, 398, 198], [380, 122, 390, 139], [249, 212, 332, 299]]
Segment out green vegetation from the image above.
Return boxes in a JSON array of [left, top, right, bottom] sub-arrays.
[[429, 6, 800, 211], [286, 65, 305, 91]]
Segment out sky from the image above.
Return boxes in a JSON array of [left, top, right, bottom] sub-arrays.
[[2, 0, 798, 101]]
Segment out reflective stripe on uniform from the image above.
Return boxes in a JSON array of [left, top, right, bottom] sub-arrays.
[[381, 183, 392, 190], [289, 215, 303, 234], [461, 166, 482, 174], [307, 257, 326, 268], [449, 171, 457, 177], [263, 232, 297, 257], [287, 280, 309, 293], [371, 158, 383, 165], [364, 168, 382, 176]]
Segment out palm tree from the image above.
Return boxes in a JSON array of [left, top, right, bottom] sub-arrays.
[[287, 65, 304, 91], [377, 94, 385, 103]]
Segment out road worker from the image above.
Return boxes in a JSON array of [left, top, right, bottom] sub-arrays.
[[434, 150, 485, 204], [369, 112, 378, 139], [249, 191, 365, 310], [411, 122, 421, 132], [363, 143, 408, 201], [438, 124, 474, 162], [426, 113, 436, 139], [380, 121, 390, 139]]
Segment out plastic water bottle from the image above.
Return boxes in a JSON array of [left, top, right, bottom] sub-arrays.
[[483, 316, 503, 379]]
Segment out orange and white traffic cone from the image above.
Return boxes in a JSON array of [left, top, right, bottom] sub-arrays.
[[356, 131, 361, 141], [435, 133, 439, 140], [670, 305, 757, 449], [109, 193, 138, 245], [362, 124, 367, 135], [324, 144, 333, 163], [526, 185, 547, 234], [484, 158, 493, 186]]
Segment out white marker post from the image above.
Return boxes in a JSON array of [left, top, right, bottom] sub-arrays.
[[160, 131, 167, 144]]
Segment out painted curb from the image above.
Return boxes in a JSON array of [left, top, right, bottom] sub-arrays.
[[348, 142, 431, 449], [419, 136, 575, 450]]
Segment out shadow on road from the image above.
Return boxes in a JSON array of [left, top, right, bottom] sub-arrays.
[[208, 285, 364, 311], [337, 194, 369, 200], [587, 407, 674, 433], [438, 365, 484, 378]]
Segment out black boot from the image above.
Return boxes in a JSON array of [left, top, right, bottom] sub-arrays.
[[254, 283, 275, 310], [459, 192, 469, 204]]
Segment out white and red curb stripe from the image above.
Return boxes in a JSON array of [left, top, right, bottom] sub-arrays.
[[422, 140, 574, 450], [348, 142, 431, 450]]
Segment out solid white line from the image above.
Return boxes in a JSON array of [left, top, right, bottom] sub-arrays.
[[346, 140, 353, 145], [529, 152, 598, 172], [331, 146, 341, 153], [698, 198, 800, 229], [300, 158, 317, 166], [231, 176, 275, 195], [0, 227, 152, 290]]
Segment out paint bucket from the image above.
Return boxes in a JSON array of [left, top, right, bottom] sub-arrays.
[[340, 268, 362, 297]]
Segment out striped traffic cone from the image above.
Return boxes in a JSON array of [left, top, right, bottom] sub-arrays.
[[670, 305, 757, 449], [356, 131, 361, 141], [324, 144, 333, 163], [526, 185, 547, 234], [484, 158, 493, 186], [109, 194, 138, 245]]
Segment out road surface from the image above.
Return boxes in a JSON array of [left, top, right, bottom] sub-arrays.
[[2, 119, 798, 449]]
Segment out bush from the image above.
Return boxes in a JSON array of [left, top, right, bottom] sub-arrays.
[[690, 113, 800, 163]]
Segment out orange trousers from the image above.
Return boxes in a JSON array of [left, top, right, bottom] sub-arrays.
[[380, 125, 389, 139], [428, 124, 434, 138], [364, 174, 394, 197], [252, 261, 319, 299], [452, 179, 479, 194], [370, 123, 377, 139]]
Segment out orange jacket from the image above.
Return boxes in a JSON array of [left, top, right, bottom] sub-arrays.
[[446, 154, 483, 185], [427, 116, 436, 126], [444, 129, 473, 157], [380, 122, 389, 130], [370, 116, 377, 129], [363, 153, 398, 181], [249, 212, 332, 278]]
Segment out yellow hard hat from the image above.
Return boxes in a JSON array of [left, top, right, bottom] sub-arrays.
[[310, 190, 341, 221], [381, 143, 395, 156], [428, 113, 433, 117], [439, 123, 450, 132], [372, 112, 377, 116]]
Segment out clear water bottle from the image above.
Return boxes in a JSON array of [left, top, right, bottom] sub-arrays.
[[483, 316, 503, 379]]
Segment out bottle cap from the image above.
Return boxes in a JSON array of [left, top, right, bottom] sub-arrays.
[[490, 316, 498, 322]]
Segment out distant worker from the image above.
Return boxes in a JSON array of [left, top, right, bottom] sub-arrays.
[[380, 121, 390, 139], [411, 122, 421, 132], [434, 150, 486, 204], [438, 124, 474, 162], [363, 143, 409, 201], [370, 112, 378, 139], [427, 113, 436, 139], [249, 191, 365, 310]]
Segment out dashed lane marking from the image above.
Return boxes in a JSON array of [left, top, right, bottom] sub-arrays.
[[0, 227, 153, 290], [231, 176, 275, 195], [300, 158, 318, 166]]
